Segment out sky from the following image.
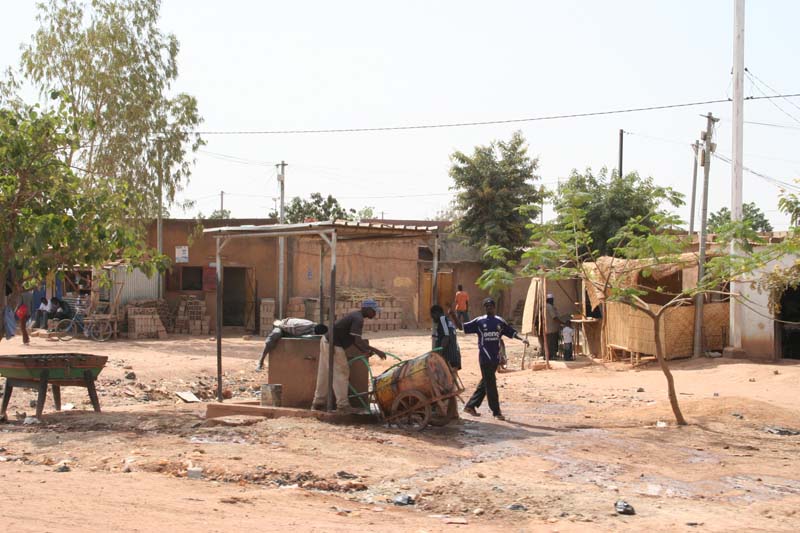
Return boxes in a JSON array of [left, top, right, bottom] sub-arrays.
[[2, 1, 799, 229]]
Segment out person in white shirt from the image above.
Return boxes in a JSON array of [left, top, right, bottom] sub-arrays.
[[561, 321, 575, 361], [35, 297, 49, 329]]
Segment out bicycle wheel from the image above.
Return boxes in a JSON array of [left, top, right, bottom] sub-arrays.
[[55, 319, 75, 341], [90, 320, 113, 342]]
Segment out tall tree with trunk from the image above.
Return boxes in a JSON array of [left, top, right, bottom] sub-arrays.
[[450, 131, 543, 265], [708, 202, 773, 233]]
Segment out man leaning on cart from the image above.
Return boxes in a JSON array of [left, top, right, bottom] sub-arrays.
[[312, 299, 386, 413]]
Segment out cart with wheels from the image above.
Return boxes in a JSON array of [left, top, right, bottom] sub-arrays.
[[368, 350, 464, 431]]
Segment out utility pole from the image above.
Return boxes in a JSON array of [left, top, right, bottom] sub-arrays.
[[688, 141, 700, 236], [618, 129, 624, 178], [276, 161, 287, 319], [693, 113, 718, 358], [727, 0, 746, 356], [220, 190, 224, 215]]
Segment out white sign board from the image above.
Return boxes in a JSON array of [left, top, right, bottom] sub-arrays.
[[175, 245, 189, 263]]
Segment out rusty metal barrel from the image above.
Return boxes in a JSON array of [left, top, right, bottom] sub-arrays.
[[373, 351, 456, 416]]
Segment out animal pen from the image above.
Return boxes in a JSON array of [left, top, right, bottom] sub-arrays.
[[202, 220, 439, 411]]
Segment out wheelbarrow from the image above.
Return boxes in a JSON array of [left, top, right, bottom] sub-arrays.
[[348, 348, 464, 431]]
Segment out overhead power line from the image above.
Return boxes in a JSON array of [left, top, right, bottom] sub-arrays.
[[712, 153, 800, 192], [191, 94, 800, 135]]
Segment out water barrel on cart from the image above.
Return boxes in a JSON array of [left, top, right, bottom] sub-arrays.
[[373, 351, 455, 415]]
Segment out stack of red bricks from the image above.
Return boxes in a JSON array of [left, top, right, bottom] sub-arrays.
[[126, 299, 173, 333], [174, 296, 210, 335], [259, 298, 276, 336], [127, 307, 168, 339], [334, 297, 403, 332]]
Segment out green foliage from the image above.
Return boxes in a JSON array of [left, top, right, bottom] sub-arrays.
[[0, 103, 168, 300], [205, 208, 231, 220], [777, 185, 800, 227], [270, 192, 358, 223], [450, 131, 543, 263], [554, 168, 684, 256], [707, 203, 773, 233], [18, 0, 204, 227]]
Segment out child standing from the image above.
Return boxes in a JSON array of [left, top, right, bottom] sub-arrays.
[[561, 321, 574, 361]]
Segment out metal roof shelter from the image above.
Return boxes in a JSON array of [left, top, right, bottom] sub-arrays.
[[203, 220, 440, 411]]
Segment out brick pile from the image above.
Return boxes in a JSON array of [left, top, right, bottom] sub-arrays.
[[125, 299, 173, 333], [285, 288, 404, 332], [259, 298, 276, 336], [127, 307, 168, 339], [175, 296, 210, 335]]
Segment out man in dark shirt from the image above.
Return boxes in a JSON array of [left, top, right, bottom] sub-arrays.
[[462, 297, 529, 420], [312, 299, 386, 412], [431, 304, 461, 371]]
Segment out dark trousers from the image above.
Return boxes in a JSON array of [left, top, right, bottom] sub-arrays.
[[35, 310, 48, 329], [546, 332, 559, 359], [19, 313, 30, 344], [465, 362, 500, 416]]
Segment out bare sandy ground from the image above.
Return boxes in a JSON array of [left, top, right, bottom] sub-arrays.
[[1, 330, 799, 532]]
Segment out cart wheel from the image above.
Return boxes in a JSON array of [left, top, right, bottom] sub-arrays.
[[55, 319, 75, 341], [430, 397, 459, 427], [90, 320, 113, 342], [391, 390, 431, 431]]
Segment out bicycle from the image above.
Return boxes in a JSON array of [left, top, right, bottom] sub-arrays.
[[54, 311, 113, 342]]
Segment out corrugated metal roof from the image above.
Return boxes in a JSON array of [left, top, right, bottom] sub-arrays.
[[202, 219, 438, 239]]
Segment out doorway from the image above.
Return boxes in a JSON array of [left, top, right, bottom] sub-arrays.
[[778, 287, 800, 359], [223, 267, 246, 326], [420, 270, 454, 321]]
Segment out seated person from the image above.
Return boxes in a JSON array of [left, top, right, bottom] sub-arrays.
[[256, 317, 328, 371], [52, 297, 72, 321]]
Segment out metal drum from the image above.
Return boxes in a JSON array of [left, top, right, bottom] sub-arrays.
[[373, 350, 456, 416]]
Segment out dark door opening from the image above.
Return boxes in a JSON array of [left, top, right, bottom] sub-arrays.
[[223, 267, 246, 327], [779, 287, 800, 359]]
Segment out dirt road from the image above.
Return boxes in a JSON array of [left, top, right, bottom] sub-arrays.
[[1, 331, 799, 531]]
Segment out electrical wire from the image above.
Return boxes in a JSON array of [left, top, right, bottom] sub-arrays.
[[198, 150, 275, 167], [189, 94, 800, 135], [745, 68, 800, 115], [744, 72, 800, 126], [712, 153, 800, 192]]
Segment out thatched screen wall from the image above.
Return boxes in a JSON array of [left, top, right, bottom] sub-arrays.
[[605, 301, 729, 360]]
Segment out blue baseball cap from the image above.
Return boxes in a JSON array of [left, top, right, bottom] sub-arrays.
[[361, 299, 381, 312]]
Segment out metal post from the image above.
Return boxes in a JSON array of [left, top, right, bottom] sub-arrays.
[[729, 0, 745, 352], [431, 233, 439, 305], [215, 237, 224, 402], [277, 161, 287, 319], [319, 243, 325, 325], [693, 113, 717, 358], [220, 190, 224, 215], [689, 141, 700, 236], [618, 129, 624, 178], [326, 231, 337, 411]]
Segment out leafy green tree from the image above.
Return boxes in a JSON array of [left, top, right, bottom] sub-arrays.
[[554, 168, 684, 256], [708, 203, 773, 233], [0, 102, 167, 339], [205, 208, 231, 220], [17, 0, 203, 227], [270, 192, 357, 223], [449, 131, 543, 263], [478, 184, 800, 426]]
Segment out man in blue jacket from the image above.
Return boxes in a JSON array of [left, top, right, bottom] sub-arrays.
[[462, 297, 529, 420]]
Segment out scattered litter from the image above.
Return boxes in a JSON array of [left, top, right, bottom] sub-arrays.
[[764, 426, 800, 436], [636, 387, 645, 393], [332, 505, 351, 516], [614, 500, 635, 515], [23, 417, 41, 425], [15, 411, 27, 421], [731, 413, 744, 420], [393, 494, 415, 506], [706, 351, 722, 358], [773, 370, 780, 375], [125, 371, 137, 380], [336, 470, 358, 479], [29, 399, 37, 408], [472, 508, 485, 516], [686, 522, 703, 527], [187, 466, 203, 479], [506, 503, 527, 511], [55, 462, 71, 473], [713, 392, 719, 397], [748, 378, 756, 382], [62, 403, 74, 411], [656, 421, 668, 428], [176, 391, 201, 403], [444, 517, 468, 524]]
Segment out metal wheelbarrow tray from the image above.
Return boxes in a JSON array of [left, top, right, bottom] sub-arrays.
[[0, 353, 108, 421]]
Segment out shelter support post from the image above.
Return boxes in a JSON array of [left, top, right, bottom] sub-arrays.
[[326, 231, 337, 412], [431, 233, 439, 305], [216, 237, 224, 402], [319, 244, 325, 325]]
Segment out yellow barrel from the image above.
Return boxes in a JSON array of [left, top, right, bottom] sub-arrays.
[[373, 351, 456, 415]]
